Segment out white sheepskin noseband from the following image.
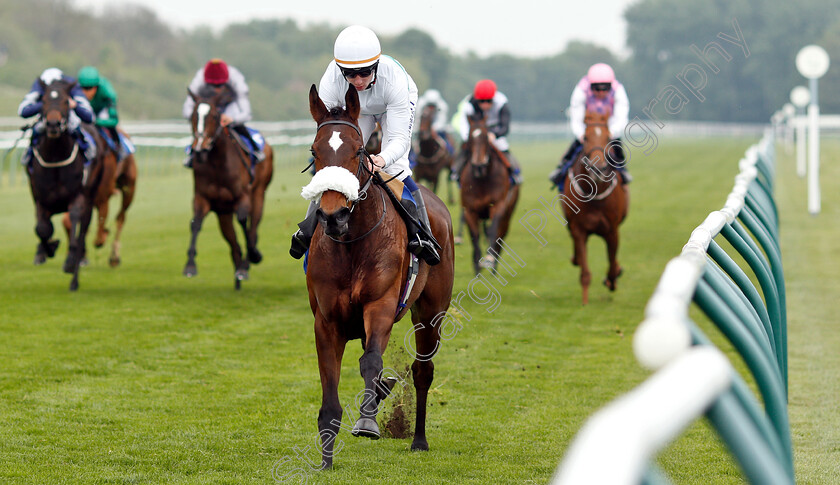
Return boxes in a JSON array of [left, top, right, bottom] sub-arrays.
[[300, 166, 360, 203]]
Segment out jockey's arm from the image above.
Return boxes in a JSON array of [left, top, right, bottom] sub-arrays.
[[609, 85, 630, 138], [70, 87, 94, 124], [490, 104, 510, 138], [569, 87, 587, 141], [375, 83, 414, 172]]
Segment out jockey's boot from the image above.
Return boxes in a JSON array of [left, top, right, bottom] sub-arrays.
[[505, 152, 523, 185], [290, 201, 319, 259], [402, 189, 441, 266], [549, 159, 573, 192]]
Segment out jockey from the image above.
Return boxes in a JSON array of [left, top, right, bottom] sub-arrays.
[[290, 25, 441, 266], [451, 79, 523, 185], [18, 68, 96, 167], [417, 88, 454, 154], [181, 59, 265, 167], [77, 66, 133, 162], [549, 63, 631, 191]]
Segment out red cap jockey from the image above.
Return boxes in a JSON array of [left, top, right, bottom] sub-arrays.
[[204, 59, 229, 85], [473, 79, 497, 101]]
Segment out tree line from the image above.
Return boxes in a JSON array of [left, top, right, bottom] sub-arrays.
[[0, 0, 838, 123]]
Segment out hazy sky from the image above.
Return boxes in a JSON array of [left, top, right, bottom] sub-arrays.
[[74, 0, 637, 58]]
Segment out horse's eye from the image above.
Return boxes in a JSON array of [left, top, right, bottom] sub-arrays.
[[309, 148, 316, 158]]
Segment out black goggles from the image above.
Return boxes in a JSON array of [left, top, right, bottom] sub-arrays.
[[591, 82, 612, 92], [340, 64, 376, 79]]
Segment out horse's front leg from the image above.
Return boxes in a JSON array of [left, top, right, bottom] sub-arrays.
[[463, 209, 483, 275], [69, 201, 95, 291], [570, 225, 591, 305], [314, 311, 347, 470], [354, 301, 397, 439], [217, 212, 247, 289], [33, 204, 58, 265], [603, 229, 623, 291], [183, 196, 210, 277], [63, 195, 85, 275]]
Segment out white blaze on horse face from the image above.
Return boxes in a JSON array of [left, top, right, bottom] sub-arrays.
[[50, 90, 58, 99], [595, 126, 602, 137], [472, 128, 482, 138], [196, 103, 211, 135], [328, 131, 343, 153]]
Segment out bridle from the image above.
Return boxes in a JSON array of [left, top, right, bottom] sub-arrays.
[[312, 119, 387, 244], [192, 102, 225, 155], [35, 86, 78, 168]]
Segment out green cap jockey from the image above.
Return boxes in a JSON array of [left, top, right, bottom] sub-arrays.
[[77, 66, 119, 128]]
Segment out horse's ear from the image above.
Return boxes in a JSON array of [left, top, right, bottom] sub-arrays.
[[344, 84, 360, 121], [188, 88, 197, 102], [39, 78, 47, 91], [217, 85, 235, 107], [67, 80, 77, 93], [309, 84, 328, 122]]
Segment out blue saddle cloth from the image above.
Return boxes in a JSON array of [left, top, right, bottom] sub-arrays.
[[231, 127, 266, 166], [97, 127, 136, 162]]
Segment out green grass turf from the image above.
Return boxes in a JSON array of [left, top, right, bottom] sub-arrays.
[[0, 136, 834, 484]]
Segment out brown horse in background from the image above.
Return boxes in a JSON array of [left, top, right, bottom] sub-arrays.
[[458, 112, 520, 275], [412, 104, 455, 203], [183, 84, 274, 289], [365, 122, 382, 154], [562, 110, 628, 305], [62, 127, 137, 267], [304, 84, 454, 468], [27, 79, 105, 291]]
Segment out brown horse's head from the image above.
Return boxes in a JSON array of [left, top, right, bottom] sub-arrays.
[[188, 84, 235, 163], [465, 111, 492, 178], [39, 79, 75, 139], [582, 109, 613, 169], [418, 104, 437, 142], [306, 84, 366, 238]]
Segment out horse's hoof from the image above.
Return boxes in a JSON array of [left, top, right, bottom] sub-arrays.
[[46, 239, 60, 258], [69, 280, 79, 292], [109, 256, 120, 268], [352, 418, 380, 439], [183, 266, 197, 278], [248, 249, 263, 264], [410, 439, 429, 451], [79, 257, 89, 267], [453, 236, 463, 245], [479, 255, 496, 269], [34, 254, 47, 266], [235, 269, 249, 281], [235, 279, 241, 291], [63, 260, 75, 274]]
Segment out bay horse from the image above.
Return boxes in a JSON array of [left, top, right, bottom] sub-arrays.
[[458, 112, 520, 275], [304, 84, 454, 468], [62, 127, 137, 267], [183, 84, 274, 289], [27, 78, 105, 291], [562, 110, 629, 305], [412, 103, 455, 203]]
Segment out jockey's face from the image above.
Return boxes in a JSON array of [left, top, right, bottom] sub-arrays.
[[477, 100, 493, 112], [591, 82, 611, 99], [341, 65, 376, 91], [81, 86, 97, 101]]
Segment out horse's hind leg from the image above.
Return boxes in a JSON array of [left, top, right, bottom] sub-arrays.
[[314, 310, 348, 469], [95, 154, 118, 248], [408, 304, 446, 451], [247, 187, 266, 264], [110, 165, 137, 267], [603, 229, 622, 291]]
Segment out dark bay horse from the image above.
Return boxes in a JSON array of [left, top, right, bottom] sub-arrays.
[[183, 85, 274, 289], [412, 104, 454, 203], [62, 127, 137, 267], [27, 79, 105, 291], [562, 110, 628, 304], [458, 112, 520, 275], [304, 84, 454, 468]]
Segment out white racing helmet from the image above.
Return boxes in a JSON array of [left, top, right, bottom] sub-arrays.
[[334, 25, 381, 69], [40, 68, 64, 85]]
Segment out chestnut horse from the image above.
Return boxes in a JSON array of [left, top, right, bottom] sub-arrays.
[[304, 84, 454, 468], [412, 104, 455, 202], [458, 112, 520, 275], [27, 79, 105, 291], [62, 128, 137, 267], [562, 110, 628, 304], [183, 84, 274, 289]]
